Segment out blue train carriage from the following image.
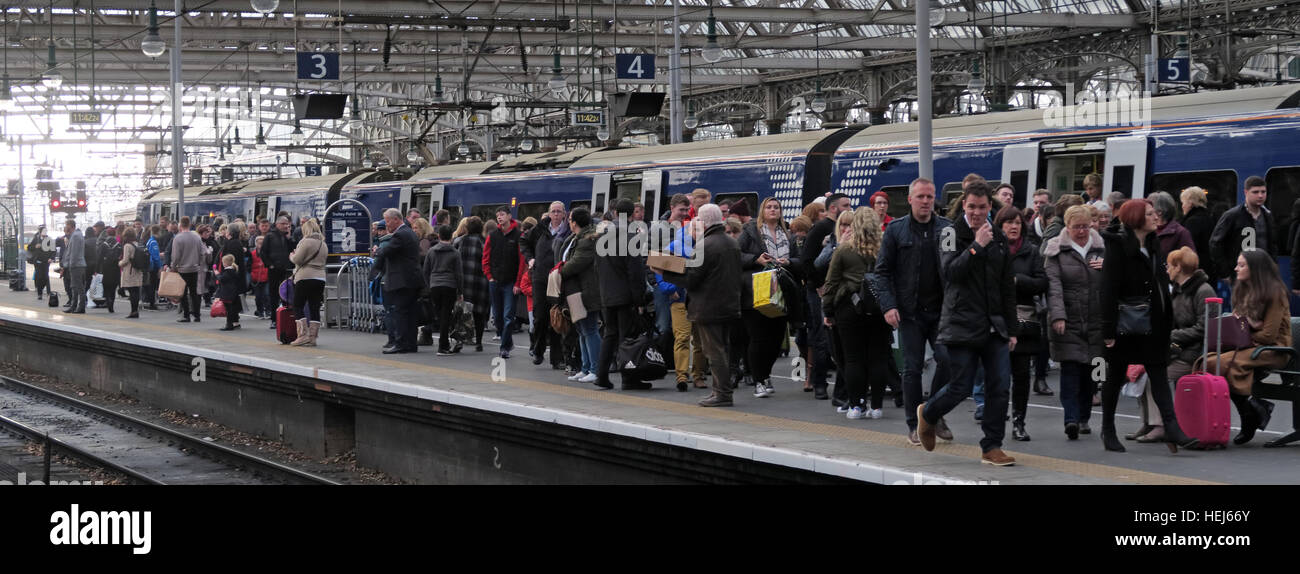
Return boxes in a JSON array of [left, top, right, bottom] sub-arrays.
[[137, 183, 214, 224], [339, 161, 499, 227], [564, 127, 864, 222], [831, 84, 1300, 223], [231, 168, 409, 225]]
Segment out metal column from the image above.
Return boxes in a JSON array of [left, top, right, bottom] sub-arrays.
[[171, 0, 185, 218], [915, 0, 933, 179], [669, 0, 682, 144]]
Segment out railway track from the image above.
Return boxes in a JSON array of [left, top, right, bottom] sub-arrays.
[[0, 375, 340, 485]]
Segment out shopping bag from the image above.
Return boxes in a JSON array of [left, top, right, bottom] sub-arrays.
[[157, 270, 185, 299], [211, 299, 227, 318], [751, 269, 786, 318], [88, 273, 104, 301], [546, 268, 563, 298]]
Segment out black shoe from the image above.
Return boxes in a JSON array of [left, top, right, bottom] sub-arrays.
[[1079, 422, 1092, 435], [676, 381, 688, 392], [1065, 422, 1079, 440], [177, 317, 191, 323], [220, 325, 237, 331], [1163, 424, 1199, 451], [1033, 377, 1054, 396], [1102, 430, 1126, 452], [621, 381, 652, 391], [532, 354, 545, 366], [1254, 398, 1275, 431], [974, 404, 984, 422], [893, 392, 904, 408], [417, 329, 434, 347], [475, 344, 484, 353], [193, 316, 200, 323], [830, 396, 846, 408], [1012, 418, 1030, 442], [814, 387, 829, 400], [126, 313, 139, 319], [1233, 427, 1257, 446], [383, 347, 416, 355], [593, 379, 613, 390]]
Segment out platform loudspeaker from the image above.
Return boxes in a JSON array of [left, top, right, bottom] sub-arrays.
[[189, 168, 203, 186], [292, 93, 349, 120], [220, 168, 235, 182], [610, 92, 666, 118]]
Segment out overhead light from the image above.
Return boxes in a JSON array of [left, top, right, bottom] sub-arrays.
[[519, 138, 533, 152], [548, 52, 566, 93], [233, 126, 242, 146], [929, 8, 946, 27], [684, 101, 699, 129], [457, 141, 470, 156], [407, 144, 421, 164], [0, 76, 13, 112], [42, 43, 62, 90], [291, 122, 305, 146], [596, 127, 610, 142], [255, 125, 268, 151], [701, 7, 723, 64], [250, 0, 280, 14], [141, 2, 166, 58], [811, 81, 827, 114], [432, 75, 445, 103], [967, 61, 985, 93]]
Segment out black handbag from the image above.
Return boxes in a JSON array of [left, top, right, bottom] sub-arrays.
[[1016, 304, 1042, 339], [1117, 297, 1152, 336], [853, 273, 884, 317]]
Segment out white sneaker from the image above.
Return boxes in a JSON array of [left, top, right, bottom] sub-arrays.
[[492, 334, 501, 341], [847, 407, 867, 420], [753, 382, 773, 398], [836, 404, 851, 413], [568, 371, 585, 381], [868, 408, 884, 419], [578, 372, 598, 383]]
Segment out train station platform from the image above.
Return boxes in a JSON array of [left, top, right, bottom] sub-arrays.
[[1, 278, 1296, 485]]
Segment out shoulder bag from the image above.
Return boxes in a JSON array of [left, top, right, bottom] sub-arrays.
[[1116, 296, 1152, 336]]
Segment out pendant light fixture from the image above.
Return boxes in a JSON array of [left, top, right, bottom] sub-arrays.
[[1, 8, 14, 112], [250, 0, 279, 14], [41, 3, 61, 90], [701, 3, 722, 64], [141, 1, 166, 58]]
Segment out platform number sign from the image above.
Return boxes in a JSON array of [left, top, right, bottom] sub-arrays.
[[1158, 58, 1190, 83], [304, 165, 323, 177], [616, 54, 656, 80], [297, 52, 340, 81]]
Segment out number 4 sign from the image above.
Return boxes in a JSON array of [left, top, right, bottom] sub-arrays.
[[616, 54, 656, 80], [297, 52, 340, 81]]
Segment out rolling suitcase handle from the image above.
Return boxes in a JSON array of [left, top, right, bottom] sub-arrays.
[[1205, 297, 1223, 377]]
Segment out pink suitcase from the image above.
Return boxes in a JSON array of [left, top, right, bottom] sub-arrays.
[[1174, 297, 1232, 449]]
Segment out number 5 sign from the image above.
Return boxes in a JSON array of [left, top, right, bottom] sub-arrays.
[[616, 54, 656, 80], [298, 52, 340, 80]]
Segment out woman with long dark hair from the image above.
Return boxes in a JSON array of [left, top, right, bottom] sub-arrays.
[[1202, 250, 1291, 444], [995, 206, 1047, 441], [1100, 199, 1198, 452]]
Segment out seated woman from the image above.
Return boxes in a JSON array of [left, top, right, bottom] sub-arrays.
[[1202, 250, 1289, 445], [1132, 247, 1216, 442]]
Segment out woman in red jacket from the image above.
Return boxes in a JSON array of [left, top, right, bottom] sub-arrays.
[[870, 191, 893, 230]]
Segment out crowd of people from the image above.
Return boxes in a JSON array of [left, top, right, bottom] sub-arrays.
[[22, 171, 1296, 467]]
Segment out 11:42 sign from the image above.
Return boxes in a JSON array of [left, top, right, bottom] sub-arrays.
[[616, 54, 656, 80]]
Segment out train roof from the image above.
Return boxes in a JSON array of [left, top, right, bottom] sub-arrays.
[[233, 170, 382, 197], [140, 184, 215, 203], [567, 129, 845, 171], [489, 147, 608, 172], [838, 85, 1300, 151], [407, 161, 499, 180]]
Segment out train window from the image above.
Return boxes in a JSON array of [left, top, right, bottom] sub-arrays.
[[876, 185, 911, 219], [437, 207, 462, 229], [470, 204, 500, 222], [1266, 167, 1300, 249], [1046, 153, 1104, 200], [1152, 170, 1237, 227], [516, 202, 550, 225], [714, 193, 759, 220], [569, 200, 592, 214], [613, 177, 642, 204]]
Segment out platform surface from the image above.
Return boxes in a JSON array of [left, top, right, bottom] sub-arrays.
[[2, 278, 1296, 485]]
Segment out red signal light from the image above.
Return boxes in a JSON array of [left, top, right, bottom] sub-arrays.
[[51, 199, 61, 209], [77, 199, 86, 208]]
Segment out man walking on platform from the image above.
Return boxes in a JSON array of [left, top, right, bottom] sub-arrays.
[[915, 182, 1018, 466]]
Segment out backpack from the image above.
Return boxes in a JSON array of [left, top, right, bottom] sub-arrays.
[[131, 242, 150, 271]]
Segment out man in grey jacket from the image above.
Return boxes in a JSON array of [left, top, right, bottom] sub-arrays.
[[60, 219, 87, 313], [168, 216, 206, 323]]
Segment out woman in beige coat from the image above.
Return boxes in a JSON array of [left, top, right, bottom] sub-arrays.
[[118, 228, 144, 319], [288, 219, 329, 346]]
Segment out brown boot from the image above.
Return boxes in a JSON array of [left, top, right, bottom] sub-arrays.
[[916, 405, 936, 451], [981, 448, 1016, 466], [289, 318, 311, 346]]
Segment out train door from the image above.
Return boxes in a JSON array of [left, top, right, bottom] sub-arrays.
[[1103, 135, 1151, 199], [398, 185, 413, 216], [407, 184, 444, 219], [591, 174, 612, 216], [640, 170, 665, 221], [1041, 138, 1107, 200], [254, 197, 269, 222], [1000, 142, 1040, 208]]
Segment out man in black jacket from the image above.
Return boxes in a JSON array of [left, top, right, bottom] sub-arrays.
[[594, 198, 651, 390], [657, 204, 741, 407], [373, 208, 424, 354], [258, 216, 297, 328], [1212, 176, 1272, 308], [916, 182, 1018, 466], [27, 226, 53, 299], [874, 178, 954, 446], [801, 192, 852, 400], [522, 201, 570, 368], [483, 205, 523, 358]]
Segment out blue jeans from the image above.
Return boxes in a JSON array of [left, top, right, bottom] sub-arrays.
[[921, 337, 1011, 452], [1216, 280, 1232, 314], [489, 281, 516, 351], [576, 311, 602, 374], [1058, 361, 1096, 425], [972, 365, 986, 408], [900, 309, 950, 431], [653, 289, 672, 335]]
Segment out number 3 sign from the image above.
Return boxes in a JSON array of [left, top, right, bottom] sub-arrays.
[[297, 52, 340, 81]]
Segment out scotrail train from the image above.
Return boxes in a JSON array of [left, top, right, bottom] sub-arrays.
[[138, 84, 1300, 267]]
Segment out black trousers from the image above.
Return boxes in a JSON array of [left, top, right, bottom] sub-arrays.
[[293, 279, 324, 322], [743, 310, 787, 384], [531, 280, 562, 366], [386, 287, 420, 351], [126, 287, 140, 314], [833, 301, 892, 409], [430, 286, 458, 351], [144, 269, 158, 305], [1104, 349, 1179, 436], [1010, 352, 1033, 420], [597, 304, 640, 385], [33, 262, 50, 295], [729, 318, 749, 381], [179, 271, 200, 319], [831, 321, 848, 402]]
